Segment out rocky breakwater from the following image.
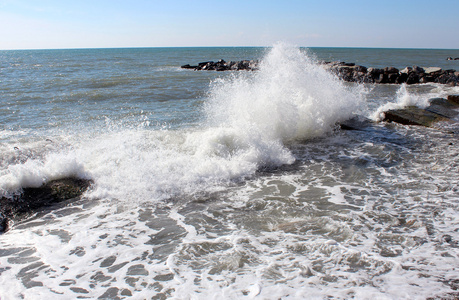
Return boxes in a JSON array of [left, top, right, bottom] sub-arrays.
[[181, 59, 258, 71], [0, 177, 92, 233], [323, 62, 459, 85], [181, 59, 459, 85]]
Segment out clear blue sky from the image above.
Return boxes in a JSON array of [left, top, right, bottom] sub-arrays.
[[1, 0, 458, 50]]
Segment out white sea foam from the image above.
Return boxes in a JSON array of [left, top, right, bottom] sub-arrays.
[[369, 83, 454, 121], [0, 44, 364, 202], [1, 46, 458, 300]]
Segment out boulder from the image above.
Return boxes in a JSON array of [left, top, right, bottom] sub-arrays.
[[180, 64, 198, 69], [384, 67, 399, 74], [382, 96, 459, 127], [400, 67, 412, 74], [383, 106, 449, 127], [412, 66, 425, 74], [375, 73, 388, 84], [419, 75, 435, 83], [0, 177, 92, 233], [354, 65, 367, 73], [425, 98, 459, 118], [447, 94, 459, 104], [406, 73, 420, 84], [424, 67, 442, 75], [367, 67, 383, 75], [387, 73, 399, 83], [339, 116, 373, 130]]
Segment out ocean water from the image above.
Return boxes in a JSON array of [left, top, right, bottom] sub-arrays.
[[0, 44, 459, 299]]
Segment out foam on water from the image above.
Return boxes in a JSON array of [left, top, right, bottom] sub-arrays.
[[0, 44, 363, 201], [370, 83, 459, 121], [1, 45, 458, 300]]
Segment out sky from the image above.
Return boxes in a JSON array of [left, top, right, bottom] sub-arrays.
[[0, 0, 458, 50]]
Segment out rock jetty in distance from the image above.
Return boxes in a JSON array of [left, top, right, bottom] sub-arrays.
[[181, 60, 459, 86]]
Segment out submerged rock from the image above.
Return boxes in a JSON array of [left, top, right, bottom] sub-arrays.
[[0, 177, 92, 233]]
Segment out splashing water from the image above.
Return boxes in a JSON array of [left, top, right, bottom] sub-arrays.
[[371, 84, 432, 121], [0, 43, 364, 202]]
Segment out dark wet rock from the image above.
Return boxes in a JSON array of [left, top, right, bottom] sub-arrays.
[[396, 72, 408, 84], [0, 177, 92, 233], [384, 67, 399, 74], [425, 98, 459, 119], [383, 106, 449, 127], [400, 67, 412, 74], [338, 116, 373, 131], [382, 96, 459, 127], [180, 64, 198, 69], [405, 73, 420, 84], [181, 59, 258, 71], [412, 66, 425, 74], [447, 94, 459, 104]]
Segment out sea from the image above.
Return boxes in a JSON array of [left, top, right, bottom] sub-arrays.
[[0, 44, 459, 299]]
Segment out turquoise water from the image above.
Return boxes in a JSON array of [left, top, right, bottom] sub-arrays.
[[0, 45, 458, 299]]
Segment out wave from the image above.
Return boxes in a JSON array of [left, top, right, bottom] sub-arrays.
[[0, 43, 364, 202]]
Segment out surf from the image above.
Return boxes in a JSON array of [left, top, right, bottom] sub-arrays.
[[0, 43, 365, 202]]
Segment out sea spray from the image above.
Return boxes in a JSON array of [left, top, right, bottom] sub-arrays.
[[200, 43, 364, 171], [0, 44, 365, 202], [370, 84, 436, 121], [205, 43, 363, 142], [2, 47, 459, 300]]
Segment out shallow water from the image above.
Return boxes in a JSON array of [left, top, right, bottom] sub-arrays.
[[0, 44, 458, 299]]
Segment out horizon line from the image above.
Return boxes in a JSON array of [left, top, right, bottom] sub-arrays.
[[1, 45, 459, 51]]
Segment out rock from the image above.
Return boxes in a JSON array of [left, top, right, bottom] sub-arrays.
[[181, 60, 456, 85], [354, 65, 367, 73], [412, 66, 425, 74], [387, 73, 399, 83], [435, 74, 453, 84], [180, 64, 197, 69], [384, 67, 399, 74], [338, 116, 373, 130], [447, 94, 459, 104], [400, 67, 412, 74], [375, 73, 388, 84], [406, 73, 420, 84], [419, 75, 434, 83], [396, 72, 408, 83], [367, 67, 383, 75], [382, 95, 459, 127], [425, 98, 459, 118], [424, 67, 442, 75], [383, 106, 450, 127], [0, 177, 92, 233]]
